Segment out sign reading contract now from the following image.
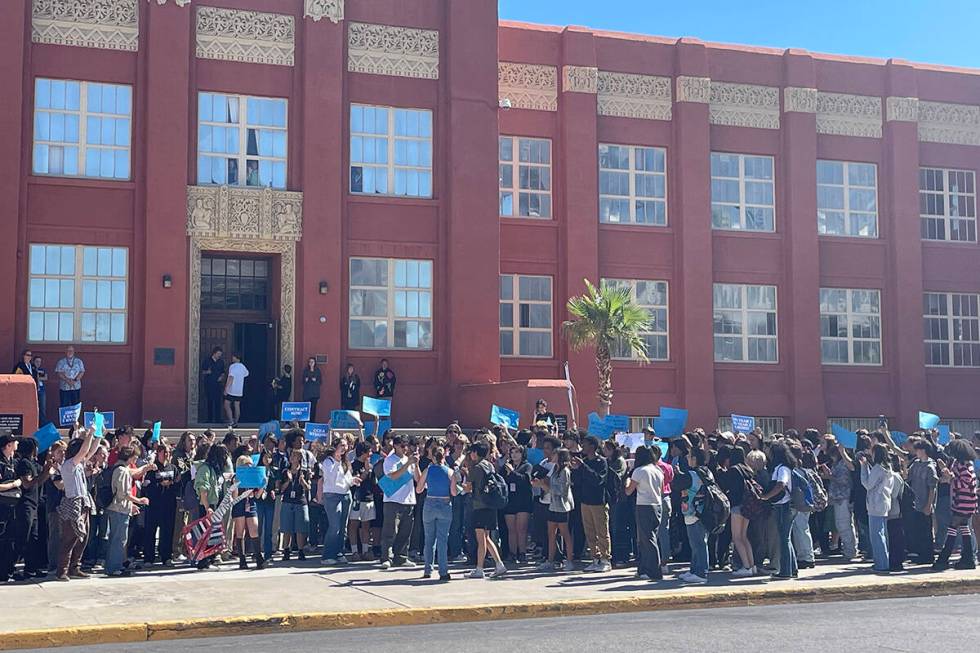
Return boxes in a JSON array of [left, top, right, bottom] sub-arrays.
[[281, 402, 311, 422]]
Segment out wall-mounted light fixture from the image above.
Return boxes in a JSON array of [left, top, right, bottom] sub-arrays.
[[162, 274, 172, 289], [319, 281, 329, 295]]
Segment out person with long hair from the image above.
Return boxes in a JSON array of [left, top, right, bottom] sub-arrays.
[[320, 437, 360, 565], [142, 444, 178, 567], [534, 447, 575, 573], [933, 439, 978, 571], [193, 443, 231, 570], [348, 441, 377, 561], [464, 441, 507, 578], [416, 445, 456, 580], [339, 363, 360, 412], [278, 448, 311, 562], [907, 439, 938, 565], [624, 445, 664, 581], [232, 455, 264, 569], [859, 443, 895, 573], [603, 439, 632, 567], [720, 446, 757, 577], [503, 444, 533, 565], [760, 441, 798, 580], [302, 357, 322, 422]]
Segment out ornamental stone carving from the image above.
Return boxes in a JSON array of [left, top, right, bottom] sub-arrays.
[[150, 0, 191, 6], [815, 92, 882, 138], [709, 82, 780, 129], [32, 0, 139, 51], [562, 66, 598, 94], [886, 96, 919, 122], [498, 62, 558, 112], [186, 185, 303, 242], [597, 71, 672, 121], [675, 76, 711, 104], [347, 22, 439, 80], [783, 87, 817, 113], [195, 6, 295, 67], [304, 0, 343, 23], [918, 101, 980, 146]]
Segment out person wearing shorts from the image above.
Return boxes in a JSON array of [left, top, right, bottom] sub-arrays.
[[348, 442, 378, 561], [278, 450, 310, 561]]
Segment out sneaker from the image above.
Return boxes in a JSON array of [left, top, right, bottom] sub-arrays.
[[422, 571, 432, 579], [583, 561, 601, 573], [596, 560, 612, 572], [561, 559, 575, 572], [336, 555, 349, 565], [321, 558, 338, 566], [537, 561, 555, 572], [297, 551, 306, 561], [162, 560, 174, 568], [731, 567, 754, 578], [680, 572, 707, 584], [468, 568, 486, 579], [439, 573, 452, 582], [490, 565, 508, 579], [68, 570, 90, 579], [54, 574, 70, 582], [380, 560, 392, 569]]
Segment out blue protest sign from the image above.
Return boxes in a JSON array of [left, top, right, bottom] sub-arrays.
[[280, 402, 311, 422], [250, 453, 261, 466], [366, 419, 391, 438], [587, 412, 612, 438], [92, 412, 106, 439], [890, 431, 909, 445], [362, 396, 392, 417], [919, 411, 941, 430], [59, 402, 82, 427], [305, 422, 329, 441], [653, 441, 670, 459], [653, 417, 684, 438], [150, 421, 161, 443], [659, 407, 689, 430], [490, 405, 520, 429], [83, 412, 115, 430], [526, 448, 546, 465], [236, 466, 267, 490], [831, 423, 858, 449], [258, 420, 282, 441], [937, 424, 951, 445], [604, 414, 630, 433], [33, 423, 61, 454], [731, 414, 755, 433], [330, 410, 362, 430], [378, 465, 413, 497]]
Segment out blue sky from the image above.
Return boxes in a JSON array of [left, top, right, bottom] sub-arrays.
[[498, 0, 980, 69]]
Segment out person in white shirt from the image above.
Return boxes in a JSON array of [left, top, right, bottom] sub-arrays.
[[379, 435, 420, 569], [625, 446, 665, 581], [223, 353, 250, 427], [761, 442, 798, 580], [320, 437, 361, 565]]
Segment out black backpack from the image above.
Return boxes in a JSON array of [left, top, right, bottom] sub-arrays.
[[692, 468, 731, 536], [481, 463, 509, 510], [605, 461, 626, 504], [95, 463, 124, 510]]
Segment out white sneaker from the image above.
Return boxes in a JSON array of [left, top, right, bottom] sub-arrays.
[[321, 558, 338, 566], [490, 565, 508, 579], [468, 568, 485, 579], [597, 560, 612, 572], [583, 561, 599, 572], [680, 572, 707, 584], [731, 566, 754, 578], [380, 560, 391, 569], [561, 559, 575, 572]]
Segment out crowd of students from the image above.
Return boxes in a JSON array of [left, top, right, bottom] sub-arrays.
[[1, 411, 978, 585]]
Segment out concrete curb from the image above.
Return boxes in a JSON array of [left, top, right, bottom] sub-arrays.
[[4, 576, 980, 650]]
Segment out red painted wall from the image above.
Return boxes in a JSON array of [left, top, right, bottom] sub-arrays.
[[2, 2, 980, 433]]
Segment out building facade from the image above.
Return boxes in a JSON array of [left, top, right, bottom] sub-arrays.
[[3, 0, 980, 434]]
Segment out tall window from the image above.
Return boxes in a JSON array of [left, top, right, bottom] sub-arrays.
[[601, 279, 668, 360], [924, 292, 980, 367], [710, 153, 775, 232], [197, 93, 287, 188], [350, 105, 433, 198], [349, 258, 432, 350], [201, 257, 270, 311], [713, 283, 778, 363], [599, 144, 667, 225], [817, 160, 878, 238], [499, 137, 552, 218], [500, 275, 552, 357], [28, 244, 127, 344], [33, 78, 132, 180], [920, 168, 976, 242], [820, 288, 882, 365]]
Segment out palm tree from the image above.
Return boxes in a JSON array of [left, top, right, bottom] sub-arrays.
[[562, 279, 651, 418]]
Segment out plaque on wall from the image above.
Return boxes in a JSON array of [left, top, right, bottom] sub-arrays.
[[0, 413, 24, 436], [154, 348, 176, 366]]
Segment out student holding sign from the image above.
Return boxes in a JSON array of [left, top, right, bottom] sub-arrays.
[[232, 456, 264, 570]]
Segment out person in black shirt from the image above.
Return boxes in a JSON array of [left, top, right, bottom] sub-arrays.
[[373, 359, 396, 399], [0, 433, 22, 582], [348, 441, 378, 561], [13, 437, 52, 581], [271, 365, 293, 421], [142, 445, 179, 566], [340, 364, 361, 412], [201, 347, 225, 424], [503, 445, 533, 564], [302, 358, 323, 422], [532, 399, 557, 427]]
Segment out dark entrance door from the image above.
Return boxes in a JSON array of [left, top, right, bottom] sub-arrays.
[[198, 255, 277, 424]]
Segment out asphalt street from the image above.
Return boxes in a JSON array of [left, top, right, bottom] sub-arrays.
[[24, 593, 978, 653]]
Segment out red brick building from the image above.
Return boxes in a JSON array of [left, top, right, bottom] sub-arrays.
[[3, 0, 980, 434]]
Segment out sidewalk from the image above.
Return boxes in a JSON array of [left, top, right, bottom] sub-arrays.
[[3, 557, 979, 650]]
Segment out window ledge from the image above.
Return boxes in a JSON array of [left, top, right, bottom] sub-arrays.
[[817, 235, 885, 245], [347, 349, 436, 357], [712, 230, 781, 240], [821, 365, 887, 373], [348, 194, 436, 206], [921, 240, 978, 249], [500, 217, 558, 228], [600, 224, 674, 235], [28, 175, 136, 191]]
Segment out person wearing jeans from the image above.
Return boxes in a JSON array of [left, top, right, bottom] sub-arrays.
[[105, 447, 150, 577], [860, 444, 895, 572], [320, 439, 358, 565], [673, 446, 712, 583], [624, 446, 664, 581], [791, 509, 815, 567], [417, 447, 456, 580], [762, 442, 799, 579]]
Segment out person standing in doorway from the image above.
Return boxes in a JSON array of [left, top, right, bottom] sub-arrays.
[[33, 356, 48, 424], [201, 347, 225, 424], [340, 364, 361, 412], [302, 358, 322, 422], [224, 353, 249, 427], [373, 359, 396, 399], [54, 346, 84, 408], [271, 364, 292, 422]]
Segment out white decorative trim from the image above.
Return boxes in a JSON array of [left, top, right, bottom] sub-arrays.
[[596, 71, 672, 121], [815, 92, 882, 138], [32, 0, 139, 51], [150, 0, 191, 6], [304, 0, 343, 23], [498, 62, 558, 112], [347, 22, 439, 80], [562, 66, 598, 94], [918, 101, 980, 146], [186, 185, 302, 424], [783, 87, 817, 113], [886, 96, 919, 122], [195, 6, 295, 67], [709, 82, 780, 129], [675, 76, 711, 104]]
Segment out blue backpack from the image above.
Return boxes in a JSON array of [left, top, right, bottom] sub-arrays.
[[790, 468, 815, 513]]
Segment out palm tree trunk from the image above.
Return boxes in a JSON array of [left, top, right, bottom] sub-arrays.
[[596, 344, 613, 418]]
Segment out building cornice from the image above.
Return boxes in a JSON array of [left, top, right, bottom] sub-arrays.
[[348, 22, 439, 80]]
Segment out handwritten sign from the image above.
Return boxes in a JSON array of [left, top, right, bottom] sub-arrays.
[[615, 432, 645, 452], [604, 414, 630, 433], [490, 405, 520, 429]]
